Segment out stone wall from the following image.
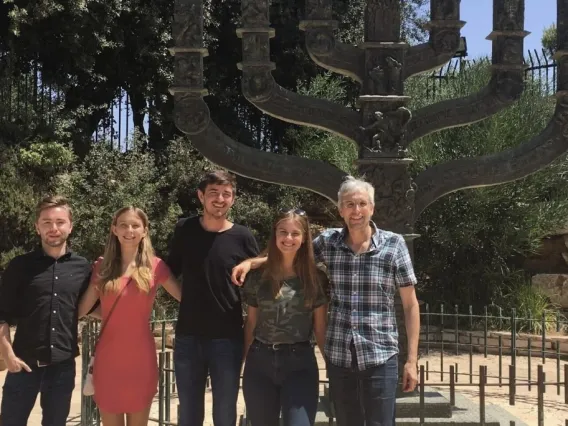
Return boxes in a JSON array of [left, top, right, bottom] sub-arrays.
[[529, 230, 568, 308], [532, 274, 568, 309]]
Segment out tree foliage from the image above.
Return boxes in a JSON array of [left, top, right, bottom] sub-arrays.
[[541, 23, 557, 55], [3, 0, 566, 320], [409, 59, 568, 308], [1, 0, 428, 154]]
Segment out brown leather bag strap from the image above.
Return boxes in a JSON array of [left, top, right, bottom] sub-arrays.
[[93, 277, 134, 352]]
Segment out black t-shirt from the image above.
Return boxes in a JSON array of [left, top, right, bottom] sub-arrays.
[[167, 216, 259, 338]]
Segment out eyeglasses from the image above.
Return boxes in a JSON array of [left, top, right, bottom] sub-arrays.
[[279, 208, 306, 216]]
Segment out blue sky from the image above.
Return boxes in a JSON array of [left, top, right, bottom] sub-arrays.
[[460, 0, 555, 59]]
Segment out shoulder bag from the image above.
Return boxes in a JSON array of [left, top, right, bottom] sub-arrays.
[[82, 277, 133, 396]]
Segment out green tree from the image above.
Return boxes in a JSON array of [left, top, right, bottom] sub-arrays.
[[542, 23, 557, 55], [289, 72, 358, 174], [409, 59, 568, 309], [54, 137, 182, 261], [0, 140, 76, 266], [2, 0, 428, 154]]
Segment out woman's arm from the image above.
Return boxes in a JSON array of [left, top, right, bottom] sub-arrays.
[[161, 275, 182, 302], [78, 284, 100, 318], [313, 304, 328, 358], [87, 304, 102, 320], [243, 305, 258, 361]]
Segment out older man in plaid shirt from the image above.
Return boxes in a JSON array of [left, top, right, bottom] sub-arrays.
[[232, 176, 420, 426]]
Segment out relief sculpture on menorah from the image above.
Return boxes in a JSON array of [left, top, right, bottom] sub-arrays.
[[169, 0, 568, 422]]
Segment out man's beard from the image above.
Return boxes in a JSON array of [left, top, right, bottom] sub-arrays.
[[43, 236, 67, 247], [204, 205, 228, 219]]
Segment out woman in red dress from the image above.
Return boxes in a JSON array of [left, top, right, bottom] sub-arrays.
[[79, 206, 182, 426]]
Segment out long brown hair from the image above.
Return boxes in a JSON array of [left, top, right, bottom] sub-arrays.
[[96, 206, 155, 294], [261, 210, 321, 308]]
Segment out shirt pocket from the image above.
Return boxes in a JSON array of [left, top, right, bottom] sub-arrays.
[[363, 262, 395, 305]]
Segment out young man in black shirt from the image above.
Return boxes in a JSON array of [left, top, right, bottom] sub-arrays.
[[168, 170, 259, 426], [0, 195, 92, 426]]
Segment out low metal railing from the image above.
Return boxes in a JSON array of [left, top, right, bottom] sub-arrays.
[[80, 305, 568, 425]]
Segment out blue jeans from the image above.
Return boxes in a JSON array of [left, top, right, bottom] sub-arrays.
[[0, 358, 76, 426], [327, 354, 398, 426], [242, 340, 319, 426], [174, 334, 243, 426]]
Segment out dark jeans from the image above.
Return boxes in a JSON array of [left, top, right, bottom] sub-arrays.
[[327, 353, 398, 426], [174, 334, 243, 426], [0, 358, 76, 426], [242, 340, 319, 426]]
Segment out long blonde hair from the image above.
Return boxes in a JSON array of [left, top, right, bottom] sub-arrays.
[[97, 206, 155, 294], [261, 210, 321, 308]]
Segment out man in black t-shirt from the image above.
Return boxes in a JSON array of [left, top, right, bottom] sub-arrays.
[[167, 170, 259, 426]]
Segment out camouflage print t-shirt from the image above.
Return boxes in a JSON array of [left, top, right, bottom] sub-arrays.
[[242, 268, 329, 344]]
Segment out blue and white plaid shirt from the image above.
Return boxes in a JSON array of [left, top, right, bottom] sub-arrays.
[[313, 222, 417, 371]]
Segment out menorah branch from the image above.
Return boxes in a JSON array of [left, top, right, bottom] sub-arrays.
[[414, 93, 568, 217], [299, 20, 365, 84], [239, 65, 363, 144], [404, 0, 465, 79], [405, 72, 523, 146], [170, 0, 347, 201], [238, 1, 362, 145], [405, 0, 528, 147], [175, 96, 346, 201]]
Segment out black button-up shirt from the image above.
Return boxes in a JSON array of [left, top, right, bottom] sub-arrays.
[[0, 248, 92, 365]]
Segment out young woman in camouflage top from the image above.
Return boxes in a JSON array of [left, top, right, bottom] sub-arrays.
[[241, 209, 329, 426]]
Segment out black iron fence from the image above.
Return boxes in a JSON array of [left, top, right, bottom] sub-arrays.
[[0, 49, 558, 151], [422, 48, 557, 101], [80, 304, 568, 426], [0, 53, 134, 150]]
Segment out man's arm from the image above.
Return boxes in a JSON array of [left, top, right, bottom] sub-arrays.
[[313, 305, 328, 357], [400, 286, 420, 360], [394, 236, 420, 392], [0, 258, 21, 327], [0, 323, 30, 372], [231, 255, 267, 286], [244, 231, 260, 258], [0, 259, 31, 372], [312, 233, 326, 265], [166, 219, 185, 279], [241, 271, 259, 361], [243, 306, 258, 361]]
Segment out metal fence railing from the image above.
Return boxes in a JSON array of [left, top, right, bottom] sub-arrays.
[[0, 49, 558, 151], [79, 304, 568, 426]]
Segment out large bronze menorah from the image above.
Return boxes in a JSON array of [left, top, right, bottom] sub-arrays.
[[170, 0, 568, 381]]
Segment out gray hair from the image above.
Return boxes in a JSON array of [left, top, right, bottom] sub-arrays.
[[337, 176, 375, 206]]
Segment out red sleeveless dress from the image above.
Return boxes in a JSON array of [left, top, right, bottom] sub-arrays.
[[91, 257, 171, 413]]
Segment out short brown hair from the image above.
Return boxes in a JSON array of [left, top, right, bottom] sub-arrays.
[[35, 195, 73, 222], [197, 170, 237, 194]]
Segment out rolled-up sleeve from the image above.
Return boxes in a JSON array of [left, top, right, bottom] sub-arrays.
[[0, 258, 24, 325]]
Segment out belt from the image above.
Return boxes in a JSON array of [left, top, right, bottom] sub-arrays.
[[253, 339, 312, 351]]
